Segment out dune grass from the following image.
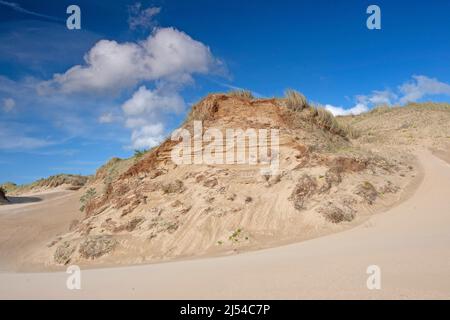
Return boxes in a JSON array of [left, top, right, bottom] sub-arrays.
[[285, 89, 309, 111], [228, 89, 254, 100]]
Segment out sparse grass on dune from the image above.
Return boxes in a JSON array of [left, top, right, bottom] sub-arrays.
[[228, 89, 254, 100], [0, 182, 17, 194], [285, 89, 309, 111], [352, 102, 450, 119], [312, 106, 359, 138], [368, 105, 391, 115], [283, 94, 357, 139], [340, 123, 361, 139], [185, 89, 359, 140], [2, 174, 89, 195], [403, 102, 450, 111]]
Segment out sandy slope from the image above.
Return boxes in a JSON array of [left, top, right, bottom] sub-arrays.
[[0, 150, 449, 299], [0, 190, 83, 272]]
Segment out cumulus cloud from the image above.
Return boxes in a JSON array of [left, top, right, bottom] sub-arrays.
[[38, 27, 219, 94], [128, 3, 161, 31], [122, 85, 184, 117], [398, 75, 450, 104], [2, 97, 15, 112], [324, 103, 369, 116], [325, 75, 450, 116], [36, 25, 225, 150], [130, 123, 165, 150], [356, 90, 397, 106], [122, 85, 185, 149]]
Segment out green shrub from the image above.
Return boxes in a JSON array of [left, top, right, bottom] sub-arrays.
[[134, 149, 148, 158]]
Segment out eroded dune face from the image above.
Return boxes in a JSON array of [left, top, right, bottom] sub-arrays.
[[38, 96, 448, 268]]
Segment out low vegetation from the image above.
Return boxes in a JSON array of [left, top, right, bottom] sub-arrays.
[[289, 174, 317, 210], [54, 241, 75, 265], [79, 235, 118, 260], [368, 105, 391, 115], [228, 228, 248, 243], [134, 149, 148, 158], [228, 89, 254, 100], [161, 179, 185, 194], [80, 188, 97, 212], [0, 182, 17, 194], [2, 174, 88, 195], [318, 203, 355, 224], [0, 187, 9, 204], [355, 181, 378, 204], [285, 89, 309, 111], [281, 90, 358, 138]]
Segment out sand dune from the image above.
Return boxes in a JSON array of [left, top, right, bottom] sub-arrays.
[[1, 149, 449, 299]]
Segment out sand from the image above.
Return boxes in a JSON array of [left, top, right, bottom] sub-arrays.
[[0, 189, 83, 272], [0, 149, 449, 299]]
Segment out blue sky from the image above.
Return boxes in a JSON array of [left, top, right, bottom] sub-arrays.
[[1, 0, 450, 184]]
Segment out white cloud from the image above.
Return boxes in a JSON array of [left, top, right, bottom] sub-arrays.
[[122, 85, 185, 149], [128, 3, 161, 31], [398, 75, 450, 104], [122, 85, 184, 117], [38, 27, 219, 94], [130, 123, 165, 150], [324, 103, 369, 116], [35, 26, 225, 150], [357, 90, 397, 106], [324, 75, 450, 116], [2, 97, 15, 112], [36, 26, 224, 150]]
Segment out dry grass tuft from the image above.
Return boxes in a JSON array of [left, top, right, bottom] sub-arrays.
[[318, 204, 355, 223], [285, 89, 309, 111], [309, 106, 360, 138], [369, 105, 391, 115], [228, 89, 254, 100], [314, 107, 343, 135], [341, 123, 361, 139], [54, 241, 75, 265], [79, 235, 118, 259], [404, 102, 450, 111], [289, 174, 317, 210]]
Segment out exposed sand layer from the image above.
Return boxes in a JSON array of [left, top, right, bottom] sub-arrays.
[[1, 150, 449, 299]]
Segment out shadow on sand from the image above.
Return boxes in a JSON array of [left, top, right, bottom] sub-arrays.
[[6, 196, 43, 204]]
